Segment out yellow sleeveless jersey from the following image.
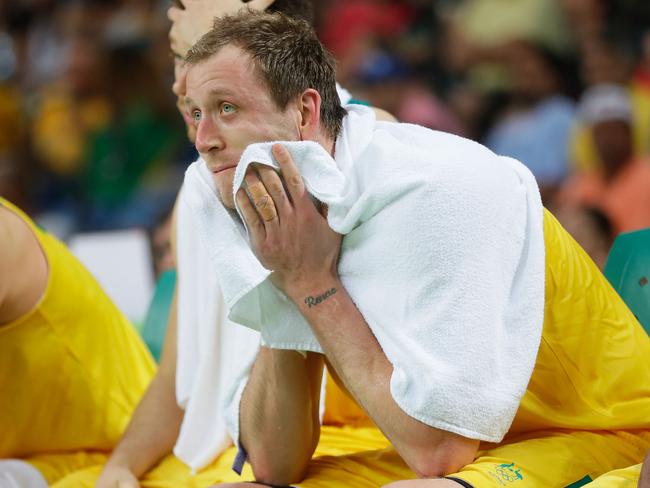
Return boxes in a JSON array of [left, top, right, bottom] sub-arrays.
[[508, 209, 649, 435], [0, 198, 155, 458], [324, 209, 650, 435]]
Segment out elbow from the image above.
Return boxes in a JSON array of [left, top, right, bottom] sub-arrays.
[[408, 454, 465, 479], [248, 447, 311, 486], [403, 437, 479, 479], [251, 461, 308, 486]]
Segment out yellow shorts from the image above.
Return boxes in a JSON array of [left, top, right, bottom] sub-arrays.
[[32, 426, 391, 487], [448, 429, 650, 488], [30, 427, 650, 488]]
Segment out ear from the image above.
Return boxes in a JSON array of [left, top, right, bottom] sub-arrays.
[[296, 88, 322, 141]]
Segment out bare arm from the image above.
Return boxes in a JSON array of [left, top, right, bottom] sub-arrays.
[[98, 291, 183, 481], [238, 145, 478, 480], [289, 281, 478, 478], [0, 206, 47, 326], [96, 203, 184, 487], [239, 348, 323, 485]]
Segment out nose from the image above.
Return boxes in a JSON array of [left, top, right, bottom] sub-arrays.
[[194, 115, 224, 155]]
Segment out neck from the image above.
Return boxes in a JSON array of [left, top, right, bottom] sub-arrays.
[[310, 130, 336, 158]]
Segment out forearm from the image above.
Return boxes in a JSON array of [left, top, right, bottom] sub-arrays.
[[288, 279, 477, 478], [239, 347, 323, 485], [105, 290, 182, 478], [235, 146, 476, 478], [105, 370, 184, 477]]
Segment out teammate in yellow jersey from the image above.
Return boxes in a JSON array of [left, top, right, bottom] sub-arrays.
[[0, 198, 156, 486]]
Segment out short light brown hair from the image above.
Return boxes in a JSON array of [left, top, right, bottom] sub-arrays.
[[185, 11, 346, 140]]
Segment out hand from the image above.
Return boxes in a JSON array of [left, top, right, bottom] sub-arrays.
[[236, 144, 342, 298], [95, 465, 140, 488], [167, 0, 276, 57]]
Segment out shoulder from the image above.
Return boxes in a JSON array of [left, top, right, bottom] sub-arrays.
[[0, 206, 24, 277], [0, 206, 48, 316], [0, 207, 28, 308]]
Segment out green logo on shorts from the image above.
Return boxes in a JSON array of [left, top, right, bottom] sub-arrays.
[[488, 462, 524, 485]]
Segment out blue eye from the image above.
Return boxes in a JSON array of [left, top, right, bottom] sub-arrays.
[[191, 109, 202, 122], [221, 103, 235, 114]]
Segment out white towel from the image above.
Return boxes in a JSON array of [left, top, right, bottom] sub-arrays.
[[173, 180, 260, 472], [173, 84, 356, 471], [184, 104, 545, 444]]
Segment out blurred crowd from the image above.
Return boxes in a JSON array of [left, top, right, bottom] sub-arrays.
[[1, 0, 650, 269], [0, 0, 189, 237]]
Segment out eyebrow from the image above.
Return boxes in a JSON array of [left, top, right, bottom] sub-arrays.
[[186, 88, 239, 110], [184, 96, 196, 110], [208, 87, 238, 99]]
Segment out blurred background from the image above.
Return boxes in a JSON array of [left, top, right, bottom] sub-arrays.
[[1, 0, 650, 311]]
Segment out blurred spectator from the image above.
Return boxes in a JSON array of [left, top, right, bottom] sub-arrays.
[[0, 0, 648, 261], [31, 32, 111, 178], [81, 38, 184, 230], [632, 29, 650, 92], [558, 84, 650, 235], [320, 0, 414, 85], [354, 49, 463, 133], [569, 34, 650, 172], [484, 41, 579, 201], [559, 0, 605, 49], [21, 1, 186, 233], [441, 0, 572, 92]]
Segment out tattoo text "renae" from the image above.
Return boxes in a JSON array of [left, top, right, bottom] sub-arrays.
[[304, 288, 337, 308]]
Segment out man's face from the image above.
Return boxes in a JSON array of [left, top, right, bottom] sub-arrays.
[[185, 45, 299, 208]]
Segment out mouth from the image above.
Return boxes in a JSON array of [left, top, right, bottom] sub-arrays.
[[210, 163, 237, 174]]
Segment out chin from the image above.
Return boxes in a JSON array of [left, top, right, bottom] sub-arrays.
[[216, 185, 236, 209]]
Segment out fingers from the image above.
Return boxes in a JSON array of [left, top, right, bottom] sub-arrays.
[[272, 144, 306, 204], [245, 170, 278, 224], [236, 189, 265, 241], [166, 6, 181, 21], [167, 14, 182, 56], [256, 164, 291, 220], [167, 6, 192, 58], [247, 0, 277, 12]]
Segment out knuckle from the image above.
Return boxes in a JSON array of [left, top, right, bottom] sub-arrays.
[[247, 181, 265, 196], [257, 195, 272, 209], [288, 175, 302, 187]]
